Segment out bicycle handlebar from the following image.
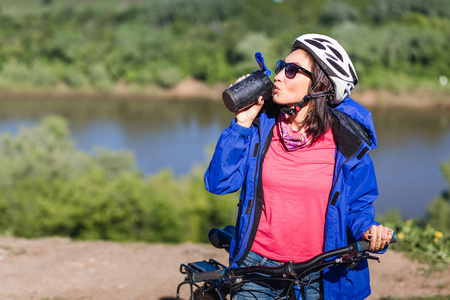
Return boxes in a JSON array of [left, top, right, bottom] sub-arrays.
[[192, 233, 397, 283], [192, 269, 225, 282]]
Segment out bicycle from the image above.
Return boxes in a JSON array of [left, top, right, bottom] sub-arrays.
[[176, 225, 397, 300]]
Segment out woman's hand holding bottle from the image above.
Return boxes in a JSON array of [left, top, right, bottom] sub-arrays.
[[234, 75, 265, 128]]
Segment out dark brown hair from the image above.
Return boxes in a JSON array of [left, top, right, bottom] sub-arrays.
[[295, 49, 335, 145]]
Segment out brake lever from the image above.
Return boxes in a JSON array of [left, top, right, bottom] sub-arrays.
[[364, 253, 381, 263], [224, 270, 242, 285], [334, 248, 378, 268]]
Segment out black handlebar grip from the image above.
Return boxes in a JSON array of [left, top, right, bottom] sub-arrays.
[[358, 232, 398, 251], [358, 240, 371, 251], [192, 269, 224, 282]]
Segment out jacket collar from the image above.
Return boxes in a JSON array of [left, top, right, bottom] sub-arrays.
[[332, 97, 377, 150], [256, 97, 377, 160], [330, 97, 377, 160]]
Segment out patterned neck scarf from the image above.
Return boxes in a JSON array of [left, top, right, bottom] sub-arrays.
[[277, 113, 311, 151]]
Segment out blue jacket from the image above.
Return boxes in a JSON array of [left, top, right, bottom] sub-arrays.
[[205, 97, 381, 299]]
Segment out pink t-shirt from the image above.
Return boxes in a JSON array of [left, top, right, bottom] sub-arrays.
[[251, 125, 335, 263]]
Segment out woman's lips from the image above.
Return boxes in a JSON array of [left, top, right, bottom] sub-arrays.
[[273, 84, 280, 94]]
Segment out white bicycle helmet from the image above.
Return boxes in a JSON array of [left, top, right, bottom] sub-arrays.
[[292, 33, 358, 104]]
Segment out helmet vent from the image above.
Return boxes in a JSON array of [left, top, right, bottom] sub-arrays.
[[326, 58, 349, 77], [305, 39, 326, 50], [328, 46, 343, 62], [314, 38, 331, 44], [349, 65, 358, 84], [325, 52, 338, 61]]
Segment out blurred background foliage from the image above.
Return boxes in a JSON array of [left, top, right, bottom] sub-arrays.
[[0, 116, 238, 243], [0, 0, 448, 265], [0, 0, 449, 90]]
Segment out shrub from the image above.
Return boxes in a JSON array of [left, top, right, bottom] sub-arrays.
[[88, 63, 113, 89], [426, 159, 450, 233], [28, 61, 60, 87], [0, 61, 56, 88], [319, 2, 360, 26], [392, 219, 449, 268], [0, 116, 238, 243], [64, 66, 89, 87], [154, 65, 182, 88]]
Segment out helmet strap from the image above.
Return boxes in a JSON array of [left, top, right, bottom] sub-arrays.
[[280, 96, 310, 116], [280, 70, 331, 116]]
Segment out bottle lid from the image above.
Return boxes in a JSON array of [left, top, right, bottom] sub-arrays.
[[255, 52, 271, 76]]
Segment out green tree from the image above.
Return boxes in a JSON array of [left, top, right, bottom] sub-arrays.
[[0, 0, 449, 90]]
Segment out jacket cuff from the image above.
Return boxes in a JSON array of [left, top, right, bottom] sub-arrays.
[[230, 119, 253, 136]]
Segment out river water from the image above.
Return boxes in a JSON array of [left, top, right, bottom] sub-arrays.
[[0, 98, 448, 219]]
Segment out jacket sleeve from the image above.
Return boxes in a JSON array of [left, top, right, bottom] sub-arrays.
[[204, 119, 254, 195], [346, 154, 380, 241]]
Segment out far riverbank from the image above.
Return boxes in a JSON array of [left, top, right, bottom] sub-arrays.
[[0, 78, 449, 109]]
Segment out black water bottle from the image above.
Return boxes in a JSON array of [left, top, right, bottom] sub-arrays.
[[222, 53, 273, 113]]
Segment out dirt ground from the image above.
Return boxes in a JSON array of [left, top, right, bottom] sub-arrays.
[[0, 236, 448, 300]]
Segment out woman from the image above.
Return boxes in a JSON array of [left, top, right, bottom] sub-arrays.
[[204, 33, 393, 299]]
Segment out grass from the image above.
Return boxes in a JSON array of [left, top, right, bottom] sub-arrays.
[[361, 70, 450, 94], [0, 245, 11, 251]]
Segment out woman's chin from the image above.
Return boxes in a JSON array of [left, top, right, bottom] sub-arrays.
[[272, 94, 282, 105], [273, 96, 296, 108]]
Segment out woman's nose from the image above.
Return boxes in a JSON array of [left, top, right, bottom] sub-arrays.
[[274, 69, 284, 82]]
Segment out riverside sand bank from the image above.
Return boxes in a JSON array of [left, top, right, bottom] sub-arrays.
[[0, 78, 449, 109]]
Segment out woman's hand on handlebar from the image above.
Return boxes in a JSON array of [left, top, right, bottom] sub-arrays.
[[362, 224, 394, 251], [233, 74, 264, 128]]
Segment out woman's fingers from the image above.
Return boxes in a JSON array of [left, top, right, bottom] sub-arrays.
[[233, 74, 264, 128], [363, 225, 394, 251], [257, 96, 264, 105], [368, 225, 378, 251], [234, 74, 250, 84], [235, 96, 264, 128], [378, 226, 388, 249]]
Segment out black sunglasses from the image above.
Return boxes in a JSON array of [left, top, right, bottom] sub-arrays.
[[275, 59, 312, 79]]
